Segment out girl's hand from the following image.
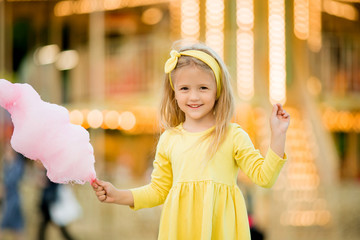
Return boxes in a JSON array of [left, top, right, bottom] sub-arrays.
[[270, 103, 290, 135], [91, 179, 118, 204]]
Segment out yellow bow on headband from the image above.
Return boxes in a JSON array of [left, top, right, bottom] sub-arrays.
[[164, 49, 222, 99]]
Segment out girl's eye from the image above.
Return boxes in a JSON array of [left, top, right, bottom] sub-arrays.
[[200, 87, 208, 90], [180, 87, 188, 90]]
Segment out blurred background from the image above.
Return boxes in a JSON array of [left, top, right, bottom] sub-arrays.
[[0, 0, 359, 239]]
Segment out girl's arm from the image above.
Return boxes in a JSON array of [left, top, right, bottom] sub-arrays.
[[92, 179, 134, 207], [269, 103, 290, 158], [92, 131, 173, 210], [234, 104, 290, 188]]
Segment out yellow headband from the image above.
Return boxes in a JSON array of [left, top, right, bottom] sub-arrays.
[[164, 50, 222, 99]]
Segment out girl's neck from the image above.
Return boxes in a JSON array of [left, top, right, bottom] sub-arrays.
[[182, 118, 216, 133]]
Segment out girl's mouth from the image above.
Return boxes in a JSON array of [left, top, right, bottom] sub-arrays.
[[188, 104, 203, 109]]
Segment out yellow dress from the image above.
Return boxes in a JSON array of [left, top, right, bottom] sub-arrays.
[[130, 123, 287, 240]]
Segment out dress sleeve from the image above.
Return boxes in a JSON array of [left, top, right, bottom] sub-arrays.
[[130, 131, 173, 210], [233, 125, 287, 188]]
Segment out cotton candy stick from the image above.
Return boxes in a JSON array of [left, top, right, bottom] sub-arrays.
[[0, 79, 96, 184]]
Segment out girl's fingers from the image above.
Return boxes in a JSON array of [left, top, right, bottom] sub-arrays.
[[93, 186, 105, 193], [91, 179, 101, 188], [277, 107, 288, 117], [92, 179, 106, 191], [92, 184, 103, 191], [96, 190, 106, 197], [99, 195, 107, 202], [281, 113, 290, 119], [94, 179, 102, 186], [92, 178, 109, 202], [91, 181, 98, 188], [275, 104, 284, 114], [271, 104, 290, 121], [95, 189, 108, 202], [276, 110, 290, 119]]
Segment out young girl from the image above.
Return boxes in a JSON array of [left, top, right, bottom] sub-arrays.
[[92, 42, 290, 240]]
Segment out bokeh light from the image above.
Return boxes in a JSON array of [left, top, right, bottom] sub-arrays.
[[55, 50, 79, 71], [205, 0, 224, 59], [87, 109, 103, 129], [141, 7, 163, 25], [104, 110, 120, 129], [119, 111, 136, 131], [268, 0, 286, 105], [181, 0, 200, 41], [33, 44, 60, 65], [69, 110, 84, 126], [236, 0, 254, 101]]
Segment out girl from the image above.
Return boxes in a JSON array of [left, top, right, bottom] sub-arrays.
[[92, 42, 290, 240]]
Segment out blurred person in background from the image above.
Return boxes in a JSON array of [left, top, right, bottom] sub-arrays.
[[249, 215, 264, 240], [0, 145, 25, 240], [37, 168, 76, 240]]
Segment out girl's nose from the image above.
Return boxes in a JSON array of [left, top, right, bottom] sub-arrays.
[[189, 90, 200, 100]]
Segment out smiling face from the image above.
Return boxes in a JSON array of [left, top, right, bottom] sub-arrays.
[[173, 64, 217, 130]]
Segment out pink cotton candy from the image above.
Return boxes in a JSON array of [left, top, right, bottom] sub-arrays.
[[0, 79, 96, 184]]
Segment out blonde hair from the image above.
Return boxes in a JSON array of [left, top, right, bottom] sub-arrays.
[[160, 42, 235, 158]]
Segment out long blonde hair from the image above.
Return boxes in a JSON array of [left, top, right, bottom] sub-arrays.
[[160, 42, 235, 157]]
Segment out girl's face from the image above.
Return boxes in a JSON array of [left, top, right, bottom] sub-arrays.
[[173, 65, 217, 127]]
